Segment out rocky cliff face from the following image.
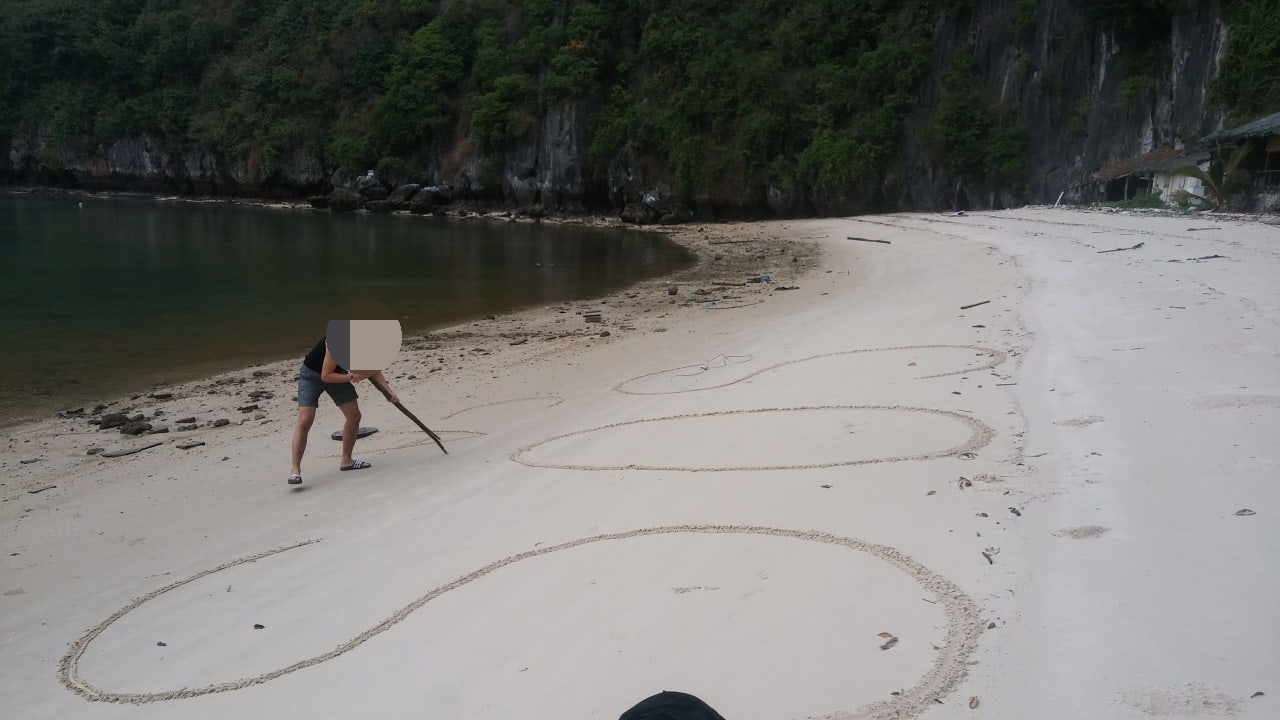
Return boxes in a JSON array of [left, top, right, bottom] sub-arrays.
[[2, 0, 1231, 217], [903, 0, 1227, 209]]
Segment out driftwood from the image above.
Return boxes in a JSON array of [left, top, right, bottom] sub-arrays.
[[960, 300, 990, 310], [1098, 242, 1144, 253], [101, 442, 163, 458], [847, 236, 891, 244], [28, 485, 57, 494]]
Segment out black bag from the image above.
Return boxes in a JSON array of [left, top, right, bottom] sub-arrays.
[[618, 691, 727, 720]]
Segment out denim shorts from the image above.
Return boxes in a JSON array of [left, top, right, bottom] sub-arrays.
[[297, 364, 358, 408]]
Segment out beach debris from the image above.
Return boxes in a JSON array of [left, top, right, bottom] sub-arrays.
[[927, 490, 937, 496], [147, 426, 169, 434], [177, 424, 197, 431], [1169, 254, 1227, 262], [976, 512, 988, 517], [820, 484, 833, 489], [101, 442, 163, 458], [99, 413, 129, 429], [747, 274, 772, 283], [847, 236, 892, 244], [330, 427, 378, 441], [211, 418, 231, 427], [583, 313, 602, 323], [1186, 227, 1220, 231], [988, 621, 997, 629], [667, 283, 678, 295], [149, 392, 173, 400], [600, 330, 611, 337], [27, 485, 56, 494], [253, 623, 265, 630], [87, 447, 104, 455], [775, 285, 799, 290], [157, 641, 167, 647], [119, 421, 151, 435], [878, 632, 899, 650], [959, 452, 978, 460], [981, 551, 995, 565], [1251, 691, 1265, 698], [958, 476, 973, 490], [1009, 507, 1022, 516], [19, 458, 42, 464], [1234, 508, 1256, 516], [1098, 241, 1144, 253], [176, 441, 205, 450], [509, 338, 528, 346], [969, 696, 980, 709], [960, 300, 990, 310]]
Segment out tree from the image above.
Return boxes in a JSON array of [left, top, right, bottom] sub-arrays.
[[1170, 144, 1252, 210]]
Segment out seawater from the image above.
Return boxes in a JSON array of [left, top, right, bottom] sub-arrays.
[[0, 194, 694, 424]]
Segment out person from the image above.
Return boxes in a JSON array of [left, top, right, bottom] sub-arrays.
[[288, 336, 399, 485]]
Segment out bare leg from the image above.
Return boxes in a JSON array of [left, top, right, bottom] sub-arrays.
[[337, 399, 362, 467], [291, 407, 317, 475]]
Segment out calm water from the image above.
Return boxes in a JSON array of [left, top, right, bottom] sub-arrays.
[[0, 194, 693, 424]]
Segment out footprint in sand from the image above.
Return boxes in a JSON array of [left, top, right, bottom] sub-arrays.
[[1055, 526, 1110, 540], [1055, 415, 1105, 428]]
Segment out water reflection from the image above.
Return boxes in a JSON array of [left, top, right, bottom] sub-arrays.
[[0, 195, 692, 422]]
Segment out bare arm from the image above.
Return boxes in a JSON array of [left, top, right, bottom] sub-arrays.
[[320, 349, 359, 384], [369, 371, 399, 404]]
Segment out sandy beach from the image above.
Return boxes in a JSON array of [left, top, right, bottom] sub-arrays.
[[2, 207, 1276, 719]]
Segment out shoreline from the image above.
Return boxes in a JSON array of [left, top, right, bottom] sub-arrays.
[[2, 191, 788, 428], [1, 218, 820, 484], [2, 207, 1275, 719]]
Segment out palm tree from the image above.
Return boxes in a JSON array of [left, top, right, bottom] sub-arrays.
[[1171, 144, 1252, 210]]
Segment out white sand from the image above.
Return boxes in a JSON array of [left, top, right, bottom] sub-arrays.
[[2, 208, 1276, 719]]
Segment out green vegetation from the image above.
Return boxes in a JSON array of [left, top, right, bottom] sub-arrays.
[[924, 48, 1028, 195], [1169, 144, 1252, 210], [0, 0, 1268, 210], [1106, 191, 1166, 209], [1210, 0, 1280, 124]]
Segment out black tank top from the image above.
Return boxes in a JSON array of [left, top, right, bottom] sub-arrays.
[[303, 337, 347, 374]]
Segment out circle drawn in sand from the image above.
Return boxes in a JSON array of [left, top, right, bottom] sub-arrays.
[[57, 526, 984, 720], [511, 405, 993, 472], [613, 345, 1007, 395]]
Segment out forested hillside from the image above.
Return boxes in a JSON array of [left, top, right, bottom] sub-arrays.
[[2, 0, 1277, 217]]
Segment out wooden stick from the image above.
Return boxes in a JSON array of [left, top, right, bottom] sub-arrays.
[[847, 236, 891, 244], [960, 300, 990, 310], [1098, 241, 1144, 253], [101, 442, 163, 458], [395, 403, 448, 454]]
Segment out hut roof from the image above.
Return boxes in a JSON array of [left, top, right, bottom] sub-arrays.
[[1092, 147, 1208, 182], [1205, 110, 1280, 142]]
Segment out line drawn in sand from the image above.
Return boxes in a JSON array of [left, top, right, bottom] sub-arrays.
[[58, 526, 984, 720], [511, 405, 994, 472], [613, 345, 1007, 395]]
